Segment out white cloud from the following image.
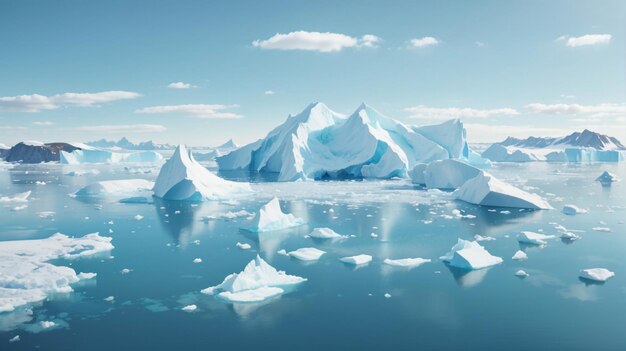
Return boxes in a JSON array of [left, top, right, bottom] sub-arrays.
[[264, 90, 275, 95], [167, 82, 195, 89], [32, 121, 54, 126], [527, 103, 626, 117], [405, 105, 519, 120], [558, 34, 612, 47], [0, 91, 140, 112], [410, 36, 439, 48], [136, 104, 242, 119], [252, 31, 380, 52], [73, 124, 167, 133]]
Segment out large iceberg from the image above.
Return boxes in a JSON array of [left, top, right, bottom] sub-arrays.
[[217, 102, 469, 181], [60, 148, 163, 164], [242, 197, 305, 232], [440, 239, 503, 270], [423, 159, 481, 189], [481, 144, 545, 162], [454, 171, 552, 209], [201, 255, 306, 303], [152, 144, 252, 201], [74, 179, 155, 197], [0, 232, 113, 313]]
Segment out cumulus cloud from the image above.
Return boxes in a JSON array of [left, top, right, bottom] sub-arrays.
[[167, 82, 195, 89], [558, 34, 612, 47], [527, 103, 626, 117], [252, 31, 380, 52], [0, 91, 140, 112], [410, 36, 439, 48], [136, 104, 242, 119], [73, 124, 167, 133], [405, 105, 519, 120]]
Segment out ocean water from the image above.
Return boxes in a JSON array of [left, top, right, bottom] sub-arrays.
[[0, 162, 625, 350]]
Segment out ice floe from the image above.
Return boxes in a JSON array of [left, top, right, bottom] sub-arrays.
[[236, 242, 251, 250], [440, 239, 503, 270], [383, 257, 431, 268], [309, 227, 348, 239], [60, 148, 163, 164], [562, 204, 587, 215], [242, 197, 305, 232], [0, 191, 31, 202], [579, 268, 614, 282], [516, 231, 555, 245], [340, 254, 372, 265], [512, 250, 528, 260], [515, 270, 529, 278], [287, 247, 326, 261], [74, 179, 154, 197]]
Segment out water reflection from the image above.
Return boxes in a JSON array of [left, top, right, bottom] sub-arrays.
[[445, 264, 492, 288]]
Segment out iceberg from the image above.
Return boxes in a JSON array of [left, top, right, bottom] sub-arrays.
[[408, 164, 427, 185], [512, 250, 528, 260], [482, 144, 545, 162], [423, 159, 481, 189], [0, 232, 113, 313], [515, 270, 529, 278], [562, 204, 587, 215], [152, 144, 252, 201], [242, 197, 305, 232], [0, 190, 31, 202], [217, 102, 468, 181], [440, 239, 503, 270], [340, 254, 372, 265], [596, 171, 618, 185], [454, 171, 552, 209], [287, 247, 326, 261], [383, 257, 431, 268], [309, 227, 347, 239], [74, 179, 154, 197], [60, 148, 163, 164], [516, 231, 555, 245], [579, 268, 615, 282], [201, 255, 306, 303]]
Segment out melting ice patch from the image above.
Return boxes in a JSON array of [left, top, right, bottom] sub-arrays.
[[440, 239, 503, 270]]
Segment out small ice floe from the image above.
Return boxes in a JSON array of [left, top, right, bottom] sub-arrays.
[[562, 205, 588, 215], [182, 304, 197, 312], [201, 255, 306, 303], [104, 296, 115, 302], [133, 214, 144, 221], [500, 210, 511, 214], [77, 272, 97, 280], [202, 210, 253, 221], [592, 227, 611, 232], [74, 179, 154, 197], [474, 234, 495, 242], [452, 209, 476, 219], [241, 197, 305, 232], [370, 233, 379, 238], [512, 250, 528, 261], [560, 231, 581, 241], [383, 257, 431, 268], [236, 242, 251, 250], [596, 171, 618, 185], [40, 321, 56, 329], [516, 231, 555, 245], [38, 211, 56, 218], [121, 268, 132, 274], [440, 239, 503, 270], [277, 249, 288, 256], [384, 293, 392, 298], [515, 270, 529, 278], [579, 268, 615, 282], [340, 254, 372, 266], [9, 335, 20, 343], [287, 248, 326, 261], [11, 205, 28, 211], [0, 190, 31, 202], [193, 258, 202, 264], [309, 227, 348, 239]]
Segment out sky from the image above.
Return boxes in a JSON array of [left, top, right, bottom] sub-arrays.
[[0, 0, 624, 146]]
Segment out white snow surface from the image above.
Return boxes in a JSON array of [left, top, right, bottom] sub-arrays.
[[579, 268, 615, 282], [423, 159, 481, 189], [454, 171, 552, 210], [201, 255, 306, 303], [0, 233, 113, 313], [74, 179, 154, 197], [440, 239, 503, 270], [217, 102, 469, 181], [152, 144, 251, 201], [242, 197, 305, 232]]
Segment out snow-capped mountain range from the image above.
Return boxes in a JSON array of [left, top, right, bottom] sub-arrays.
[[86, 137, 174, 150], [498, 129, 625, 150]]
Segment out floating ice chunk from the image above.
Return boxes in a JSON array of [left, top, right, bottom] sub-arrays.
[[309, 227, 348, 239], [0, 232, 113, 313], [65, 169, 100, 176], [242, 197, 305, 232], [596, 171, 618, 185], [153, 145, 252, 201], [340, 254, 372, 265], [40, 321, 56, 329], [424, 159, 481, 189], [236, 242, 251, 250], [474, 234, 495, 242], [104, 296, 115, 302], [288, 247, 326, 261], [182, 304, 197, 312], [370, 233, 379, 238], [0, 190, 31, 202], [134, 214, 144, 221], [384, 293, 392, 298], [517, 231, 555, 245], [74, 179, 154, 197], [193, 258, 202, 264], [592, 227, 611, 232], [9, 335, 20, 343], [453, 209, 476, 219], [515, 270, 529, 278], [562, 204, 588, 215], [77, 272, 97, 279], [512, 250, 528, 260], [37, 211, 55, 218], [440, 239, 503, 270], [383, 257, 431, 268], [201, 255, 306, 303], [276, 249, 288, 256], [202, 210, 253, 221], [121, 268, 131, 274], [560, 231, 581, 240], [60, 148, 163, 164], [11, 204, 28, 211], [579, 268, 614, 282], [454, 171, 552, 210]]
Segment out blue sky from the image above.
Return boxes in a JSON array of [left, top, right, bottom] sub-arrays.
[[0, 0, 624, 146]]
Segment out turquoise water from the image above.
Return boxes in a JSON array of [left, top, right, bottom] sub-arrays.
[[1, 162, 625, 350]]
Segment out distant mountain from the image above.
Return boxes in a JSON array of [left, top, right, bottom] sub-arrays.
[[3, 141, 83, 163], [86, 137, 173, 150], [499, 129, 625, 150]]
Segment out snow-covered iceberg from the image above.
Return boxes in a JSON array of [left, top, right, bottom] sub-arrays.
[[454, 171, 552, 209], [516, 231, 555, 245], [579, 268, 614, 282], [74, 179, 155, 197], [60, 148, 163, 164], [562, 204, 587, 215], [217, 102, 469, 181], [423, 159, 481, 189], [481, 144, 545, 162], [242, 197, 305, 232], [201, 255, 306, 303], [152, 144, 252, 201], [440, 239, 503, 270], [287, 247, 326, 261], [309, 227, 347, 239], [340, 254, 372, 265], [0, 232, 113, 313]]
